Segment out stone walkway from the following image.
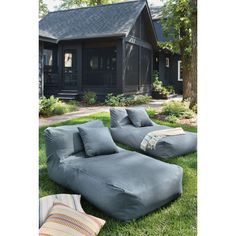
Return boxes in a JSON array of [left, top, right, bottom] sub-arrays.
[[39, 95, 182, 127]]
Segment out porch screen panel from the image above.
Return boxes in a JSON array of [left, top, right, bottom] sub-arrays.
[[43, 48, 58, 85], [83, 47, 117, 86], [125, 43, 139, 86], [141, 47, 151, 85]]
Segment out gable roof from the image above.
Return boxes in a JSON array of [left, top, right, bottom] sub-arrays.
[[150, 5, 163, 20], [153, 20, 173, 42], [39, 1, 147, 42], [150, 5, 173, 43]]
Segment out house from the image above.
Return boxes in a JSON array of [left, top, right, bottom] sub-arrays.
[[39, 0, 158, 100], [150, 5, 183, 94]]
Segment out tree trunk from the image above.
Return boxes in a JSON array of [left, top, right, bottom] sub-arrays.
[[181, 0, 197, 108], [182, 53, 192, 100], [189, 0, 197, 108], [180, 42, 191, 101]]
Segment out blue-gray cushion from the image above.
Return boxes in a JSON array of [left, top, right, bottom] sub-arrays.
[[110, 108, 131, 128], [44, 120, 104, 161], [78, 127, 119, 157], [126, 108, 153, 127]]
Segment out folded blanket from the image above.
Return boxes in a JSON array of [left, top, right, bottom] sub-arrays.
[[140, 127, 185, 151]]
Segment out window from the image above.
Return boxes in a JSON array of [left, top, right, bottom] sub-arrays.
[[43, 49, 53, 66], [64, 53, 73, 67], [89, 56, 99, 70], [178, 60, 183, 81], [165, 57, 169, 67]]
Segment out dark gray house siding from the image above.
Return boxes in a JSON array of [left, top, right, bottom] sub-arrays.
[[39, 41, 43, 97], [39, 1, 157, 100], [151, 15, 183, 94], [154, 52, 182, 94]]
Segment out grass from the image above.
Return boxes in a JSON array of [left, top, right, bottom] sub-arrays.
[[39, 112, 197, 236]]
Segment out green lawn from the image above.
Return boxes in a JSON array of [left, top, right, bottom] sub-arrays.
[[39, 112, 197, 236]]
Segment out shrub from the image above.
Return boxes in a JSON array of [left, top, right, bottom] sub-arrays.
[[66, 100, 80, 112], [105, 94, 151, 106], [161, 101, 194, 118], [130, 95, 151, 105], [146, 107, 156, 118], [105, 93, 124, 106], [191, 104, 197, 114], [53, 102, 67, 115], [166, 85, 175, 94], [165, 115, 178, 123], [152, 76, 175, 96], [39, 96, 79, 117], [83, 91, 97, 105], [39, 96, 59, 117]]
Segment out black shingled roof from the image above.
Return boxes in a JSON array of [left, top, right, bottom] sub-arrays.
[[39, 1, 146, 42], [153, 20, 173, 42], [150, 5, 163, 20], [150, 5, 173, 43]]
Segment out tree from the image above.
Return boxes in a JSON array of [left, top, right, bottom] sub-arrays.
[[161, 0, 197, 108], [39, 0, 48, 18], [60, 0, 120, 9]]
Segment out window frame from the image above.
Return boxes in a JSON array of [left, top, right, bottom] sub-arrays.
[[43, 49, 53, 67], [165, 57, 170, 68]]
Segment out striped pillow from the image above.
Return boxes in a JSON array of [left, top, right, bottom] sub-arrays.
[[39, 194, 84, 227], [39, 201, 106, 236]]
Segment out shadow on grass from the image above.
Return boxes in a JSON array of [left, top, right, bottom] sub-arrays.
[[39, 167, 71, 197]]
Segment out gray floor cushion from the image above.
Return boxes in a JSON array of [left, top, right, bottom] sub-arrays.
[[78, 127, 119, 156], [126, 108, 153, 127], [44, 122, 183, 221], [110, 124, 197, 160]]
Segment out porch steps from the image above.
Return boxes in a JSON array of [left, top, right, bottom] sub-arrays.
[[57, 90, 79, 100]]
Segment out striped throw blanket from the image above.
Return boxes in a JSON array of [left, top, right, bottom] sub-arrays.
[[140, 127, 185, 151]]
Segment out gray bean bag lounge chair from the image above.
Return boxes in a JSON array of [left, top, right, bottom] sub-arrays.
[[44, 120, 183, 221], [109, 108, 197, 160]]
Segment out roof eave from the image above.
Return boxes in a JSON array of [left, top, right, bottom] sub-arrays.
[[59, 33, 126, 41], [39, 36, 58, 43]]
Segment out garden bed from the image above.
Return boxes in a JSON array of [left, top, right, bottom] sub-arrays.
[[155, 113, 197, 127], [152, 91, 178, 100]]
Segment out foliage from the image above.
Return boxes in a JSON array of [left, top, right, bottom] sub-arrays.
[[39, 96, 78, 117], [145, 107, 156, 118], [165, 115, 178, 123], [161, 0, 198, 107], [105, 93, 125, 106], [39, 96, 58, 116], [161, 0, 193, 58], [161, 101, 195, 118], [191, 103, 197, 114], [60, 0, 120, 9], [166, 85, 175, 94], [130, 95, 151, 105], [39, 0, 48, 18], [39, 112, 197, 235], [83, 91, 97, 105], [152, 78, 175, 96], [105, 93, 151, 106]]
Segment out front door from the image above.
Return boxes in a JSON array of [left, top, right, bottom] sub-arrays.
[[63, 49, 78, 89]]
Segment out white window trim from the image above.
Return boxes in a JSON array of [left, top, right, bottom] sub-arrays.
[[178, 60, 183, 81], [165, 57, 169, 67]]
